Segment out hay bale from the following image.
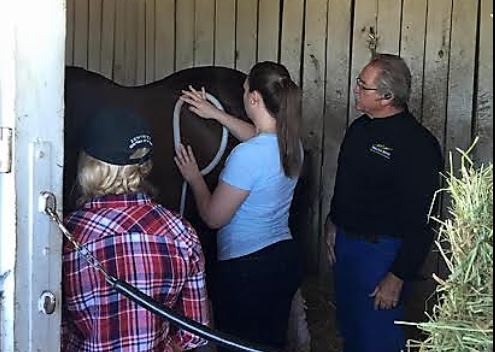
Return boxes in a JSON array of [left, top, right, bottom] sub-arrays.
[[401, 144, 493, 352]]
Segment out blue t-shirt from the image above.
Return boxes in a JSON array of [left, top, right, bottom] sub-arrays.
[[217, 133, 299, 261]]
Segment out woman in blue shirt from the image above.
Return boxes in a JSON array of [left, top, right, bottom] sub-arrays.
[[175, 61, 303, 349]]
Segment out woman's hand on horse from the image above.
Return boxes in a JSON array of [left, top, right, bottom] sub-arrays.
[[174, 143, 202, 183], [181, 85, 221, 120]]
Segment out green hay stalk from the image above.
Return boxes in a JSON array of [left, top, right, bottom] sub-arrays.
[[400, 141, 493, 352]]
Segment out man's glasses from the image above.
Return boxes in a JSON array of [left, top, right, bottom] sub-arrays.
[[356, 77, 378, 91]]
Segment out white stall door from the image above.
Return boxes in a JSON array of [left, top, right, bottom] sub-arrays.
[[0, 0, 65, 351]]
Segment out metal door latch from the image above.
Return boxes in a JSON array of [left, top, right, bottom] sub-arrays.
[[39, 191, 57, 215], [38, 290, 57, 315], [0, 127, 13, 173]]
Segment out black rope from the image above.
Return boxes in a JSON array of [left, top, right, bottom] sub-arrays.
[[112, 279, 280, 352]]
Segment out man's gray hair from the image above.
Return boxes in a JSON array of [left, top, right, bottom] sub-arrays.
[[370, 54, 412, 108]]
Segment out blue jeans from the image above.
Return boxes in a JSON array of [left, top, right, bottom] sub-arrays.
[[334, 229, 406, 352]]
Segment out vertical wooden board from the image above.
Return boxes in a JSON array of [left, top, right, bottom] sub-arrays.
[[320, 0, 353, 274], [348, 0, 378, 124], [421, 0, 453, 149], [123, 0, 139, 85], [376, 0, 401, 55], [280, 0, 304, 85], [257, 0, 280, 62], [215, 0, 236, 68], [446, 0, 479, 167], [301, 0, 328, 272], [400, 0, 427, 119], [113, 0, 127, 83], [194, 0, 215, 66], [236, 0, 258, 73], [145, 0, 156, 83], [474, 0, 493, 164], [401, 0, 439, 320], [402, 0, 445, 309], [88, 0, 102, 72], [136, 0, 146, 85], [423, 0, 453, 251], [176, 0, 195, 71], [73, 0, 89, 68], [66, 0, 75, 65], [155, 0, 175, 79], [100, 0, 115, 79]]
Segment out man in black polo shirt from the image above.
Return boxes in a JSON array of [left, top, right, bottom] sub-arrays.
[[324, 54, 443, 352]]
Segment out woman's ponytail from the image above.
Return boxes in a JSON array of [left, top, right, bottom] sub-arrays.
[[248, 61, 303, 178], [277, 79, 302, 177]]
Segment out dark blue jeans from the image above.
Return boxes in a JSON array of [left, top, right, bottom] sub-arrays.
[[213, 240, 302, 351], [334, 229, 406, 352]]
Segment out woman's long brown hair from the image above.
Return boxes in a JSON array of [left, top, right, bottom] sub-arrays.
[[248, 61, 302, 177]]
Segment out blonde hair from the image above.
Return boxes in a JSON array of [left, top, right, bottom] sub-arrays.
[[77, 149, 153, 205]]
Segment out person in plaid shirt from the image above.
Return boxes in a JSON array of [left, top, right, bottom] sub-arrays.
[[62, 109, 209, 351]]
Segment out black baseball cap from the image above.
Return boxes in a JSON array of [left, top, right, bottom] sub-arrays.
[[82, 109, 153, 165]]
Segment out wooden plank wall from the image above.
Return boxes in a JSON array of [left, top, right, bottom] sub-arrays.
[[65, 0, 493, 273]]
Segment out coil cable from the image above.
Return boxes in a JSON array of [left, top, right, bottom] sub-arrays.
[[173, 92, 229, 216]]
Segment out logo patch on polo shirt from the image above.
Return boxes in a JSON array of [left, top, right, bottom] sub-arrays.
[[370, 143, 393, 159]]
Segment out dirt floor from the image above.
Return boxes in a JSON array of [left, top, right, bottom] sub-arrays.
[[199, 275, 430, 352], [302, 275, 431, 352], [302, 277, 342, 352]]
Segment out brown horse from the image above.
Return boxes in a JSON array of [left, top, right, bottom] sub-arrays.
[[64, 66, 249, 266]]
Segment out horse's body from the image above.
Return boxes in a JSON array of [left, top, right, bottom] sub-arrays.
[[64, 66, 247, 223], [65, 66, 248, 270]]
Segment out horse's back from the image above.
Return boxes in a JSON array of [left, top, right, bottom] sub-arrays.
[[64, 66, 247, 214]]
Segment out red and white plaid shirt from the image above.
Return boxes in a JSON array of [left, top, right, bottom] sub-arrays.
[[62, 193, 209, 351]]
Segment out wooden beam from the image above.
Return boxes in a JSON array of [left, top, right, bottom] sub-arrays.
[[400, 0, 427, 120], [88, 0, 102, 72], [123, 0, 138, 85], [376, 0, 401, 55], [155, 0, 175, 79], [100, 0, 115, 79], [446, 0, 479, 170], [145, 0, 156, 83], [194, 0, 215, 67], [280, 0, 304, 85], [113, 0, 126, 83], [73, 0, 89, 68], [348, 0, 378, 124], [236, 0, 258, 73], [422, 0, 453, 150], [258, 0, 280, 63], [65, 0, 75, 65], [320, 0, 353, 274], [176, 0, 195, 71], [474, 0, 493, 164], [301, 0, 328, 273], [214, 0, 236, 68], [136, 0, 146, 85]]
